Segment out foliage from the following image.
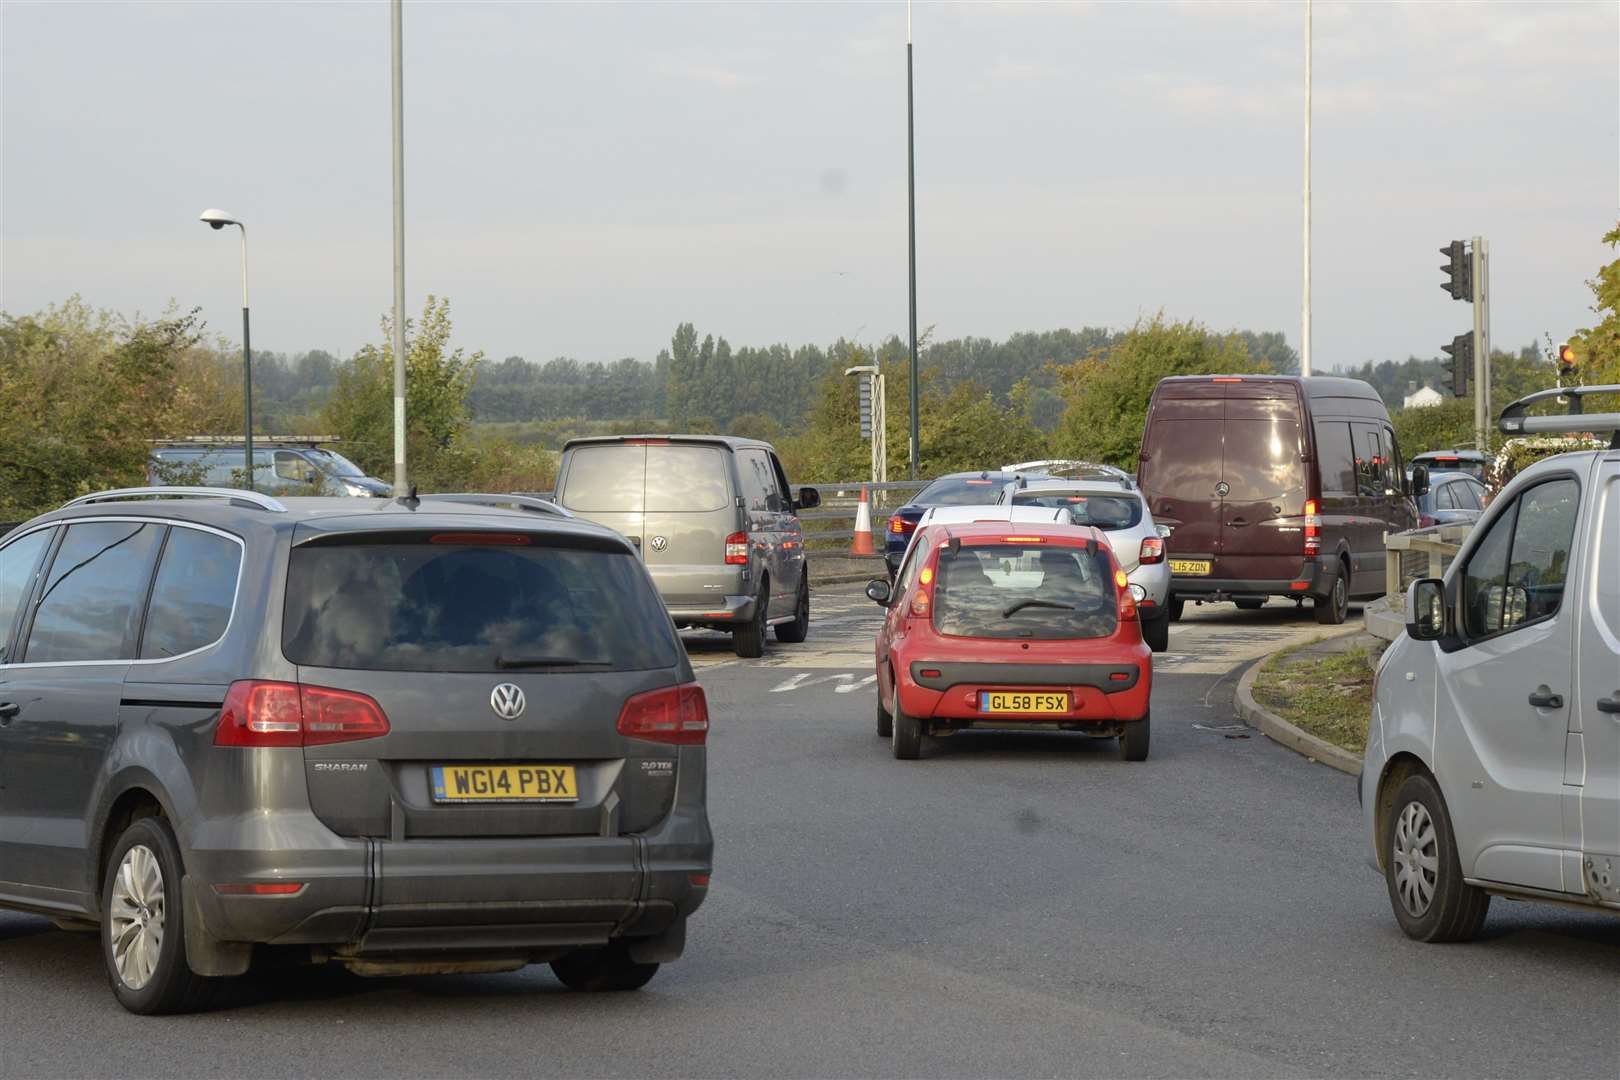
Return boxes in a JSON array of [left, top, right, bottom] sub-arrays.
[[1050, 314, 1267, 470], [1253, 643, 1374, 754], [1568, 223, 1620, 387], [1390, 347, 1561, 458]]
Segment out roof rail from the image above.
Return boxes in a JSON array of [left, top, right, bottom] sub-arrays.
[[62, 487, 288, 512], [1498, 385, 1620, 449], [425, 493, 574, 518]]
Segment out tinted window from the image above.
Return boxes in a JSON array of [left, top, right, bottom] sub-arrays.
[[0, 528, 54, 663], [141, 528, 242, 659], [1314, 422, 1356, 496], [1352, 423, 1383, 497], [1378, 427, 1401, 494], [1222, 419, 1305, 502], [1142, 421, 1223, 500], [25, 522, 164, 663], [1016, 493, 1143, 530], [283, 537, 679, 672], [1434, 484, 1456, 511], [1463, 479, 1580, 637], [1458, 480, 1485, 510], [736, 449, 781, 512], [915, 476, 1006, 506], [645, 446, 730, 512], [934, 543, 1117, 640], [561, 444, 646, 512]]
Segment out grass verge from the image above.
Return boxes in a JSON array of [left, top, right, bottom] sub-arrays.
[[1251, 639, 1375, 755]]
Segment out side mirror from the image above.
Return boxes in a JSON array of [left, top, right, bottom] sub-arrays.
[[1405, 578, 1446, 640], [795, 487, 821, 511], [865, 579, 892, 605], [1409, 464, 1430, 497]]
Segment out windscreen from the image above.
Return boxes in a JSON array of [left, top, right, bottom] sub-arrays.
[[1015, 493, 1142, 530], [934, 543, 1117, 640], [915, 476, 1004, 506], [305, 449, 367, 478], [283, 537, 679, 672]]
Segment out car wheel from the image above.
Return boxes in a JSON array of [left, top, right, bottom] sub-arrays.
[[774, 573, 810, 643], [1142, 611, 1169, 653], [733, 581, 769, 658], [1166, 595, 1185, 622], [551, 940, 660, 992], [1118, 710, 1151, 762], [1382, 773, 1489, 942], [1235, 599, 1265, 611], [876, 693, 893, 739], [891, 696, 923, 760], [101, 817, 221, 1015], [1313, 564, 1349, 625]]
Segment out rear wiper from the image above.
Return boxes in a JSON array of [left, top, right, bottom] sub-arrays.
[[1001, 599, 1075, 618], [494, 655, 610, 670]]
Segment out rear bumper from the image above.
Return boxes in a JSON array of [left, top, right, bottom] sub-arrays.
[[668, 593, 757, 629], [899, 659, 1151, 724], [1169, 559, 1332, 601]]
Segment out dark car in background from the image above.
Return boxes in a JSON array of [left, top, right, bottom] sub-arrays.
[[1414, 470, 1487, 527], [0, 487, 712, 1013], [883, 471, 1027, 576]]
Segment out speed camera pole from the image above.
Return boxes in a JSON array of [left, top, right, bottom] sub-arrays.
[[390, 0, 408, 495]]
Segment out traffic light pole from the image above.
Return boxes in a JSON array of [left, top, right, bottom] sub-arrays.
[[1471, 236, 1488, 452]]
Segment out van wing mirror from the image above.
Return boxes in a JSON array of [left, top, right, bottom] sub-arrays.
[[1405, 578, 1446, 640], [795, 487, 821, 511], [1409, 464, 1430, 497]]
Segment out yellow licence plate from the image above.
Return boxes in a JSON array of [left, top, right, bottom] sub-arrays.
[[1170, 559, 1212, 576], [980, 692, 1069, 715], [431, 764, 578, 803]]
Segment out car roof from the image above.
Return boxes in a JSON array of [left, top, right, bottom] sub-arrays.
[[1413, 449, 1487, 460], [561, 433, 775, 452], [918, 504, 1070, 526], [1014, 478, 1142, 496], [1425, 470, 1482, 484]]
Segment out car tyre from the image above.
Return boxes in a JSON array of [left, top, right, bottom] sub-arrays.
[[101, 816, 222, 1015], [1142, 611, 1169, 653], [1166, 595, 1185, 622], [1118, 710, 1151, 762], [774, 573, 810, 643], [876, 694, 893, 739], [551, 941, 660, 992], [733, 581, 769, 658], [1382, 773, 1489, 942], [1313, 564, 1349, 625], [891, 697, 923, 760]]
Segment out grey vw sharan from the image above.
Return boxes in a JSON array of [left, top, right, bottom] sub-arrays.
[[0, 488, 712, 1013]]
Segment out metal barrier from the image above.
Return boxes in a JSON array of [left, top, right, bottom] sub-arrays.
[[1366, 523, 1471, 641], [798, 481, 928, 549]]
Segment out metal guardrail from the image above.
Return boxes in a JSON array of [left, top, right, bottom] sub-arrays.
[[1381, 524, 1471, 615], [798, 481, 928, 549]]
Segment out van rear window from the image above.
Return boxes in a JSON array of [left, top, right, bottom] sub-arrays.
[[283, 538, 679, 672], [934, 543, 1117, 640], [562, 443, 731, 513], [1220, 419, 1305, 502]]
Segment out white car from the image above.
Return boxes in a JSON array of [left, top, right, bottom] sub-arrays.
[[1361, 387, 1619, 940], [997, 476, 1172, 653]]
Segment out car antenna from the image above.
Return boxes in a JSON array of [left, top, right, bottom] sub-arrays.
[[397, 485, 419, 510]]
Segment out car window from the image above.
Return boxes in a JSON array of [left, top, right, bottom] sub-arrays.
[[274, 451, 316, 483], [737, 449, 782, 513], [1462, 478, 1580, 638], [1016, 493, 1143, 530], [1351, 423, 1383, 497], [0, 528, 54, 663], [24, 522, 165, 663], [1314, 422, 1356, 497], [1459, 480, 1485, 510], [933, 542, 1117, 640], [768, 454, 795, 511], [915, 476, 1005, 506], [283, 537, 679, 673], [1380, 427, 1402, 494], [561, 445, 646, 512], [1435, 484, 1456, 511], [645, 446, 731, 512], [1221, 419, 1306, 503], [140, 527, 242, 659]]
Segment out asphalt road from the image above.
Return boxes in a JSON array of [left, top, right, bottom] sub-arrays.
[[2, 588, 1616, 1078]]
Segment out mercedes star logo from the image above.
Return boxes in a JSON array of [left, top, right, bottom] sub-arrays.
[[1215, 481, 1230, 497], [490, 683, 526, 721], [650, 535, 668, 552]]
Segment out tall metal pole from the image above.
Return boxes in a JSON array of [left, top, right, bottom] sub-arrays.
[[238, 227, 254, 491], [1301, 0, 1312, 376], [906, 0, 920, 479], [390, 0, 409, 496], [1471, 237, 1489, 452]]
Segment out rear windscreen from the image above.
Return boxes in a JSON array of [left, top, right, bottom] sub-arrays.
[[561, 445, 646, 512], [561, 443, 732, 513], [283, 538, 679, 672], [1015, 493, 1142, 530], [916, 477, 1004, 506], [645, 445, 730, 512], [1222, 419, 1305, 502], [934, 543, 1117, 640], [1142, 421, 1223, 500]]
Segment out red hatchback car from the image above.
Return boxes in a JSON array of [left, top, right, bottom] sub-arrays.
[[866, 521, 1153, 761]]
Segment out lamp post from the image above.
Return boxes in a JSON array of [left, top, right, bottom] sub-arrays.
[[200, 208, 254, 490]]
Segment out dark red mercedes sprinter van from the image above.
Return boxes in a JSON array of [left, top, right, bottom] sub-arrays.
[[1136, 375, 1425, 624]]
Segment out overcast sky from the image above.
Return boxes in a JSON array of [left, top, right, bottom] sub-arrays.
[[3, 1, 1616, 373]]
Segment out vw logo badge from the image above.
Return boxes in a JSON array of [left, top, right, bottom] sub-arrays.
[[1215, 481, 1230, 497], [650, 535, 668, 552], [490, 683, 526, 721]]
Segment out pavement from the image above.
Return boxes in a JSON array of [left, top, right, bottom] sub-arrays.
[[2, 586, 1616, 1078]]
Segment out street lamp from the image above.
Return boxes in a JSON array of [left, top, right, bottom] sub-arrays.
[[199, 208, 255, 491]]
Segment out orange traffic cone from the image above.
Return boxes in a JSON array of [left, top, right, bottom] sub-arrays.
[[851, 486, 876, 556]]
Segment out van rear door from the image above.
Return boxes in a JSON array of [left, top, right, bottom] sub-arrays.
[[1214, 388, 1309, 582], [558, 443, 646, 552], [640, 443, 740, 610], [1139, 392, 1225, 571]]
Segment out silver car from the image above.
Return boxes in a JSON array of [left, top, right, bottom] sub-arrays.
[[554, 435, 820, 658], [1000, 475, 1172, 652]]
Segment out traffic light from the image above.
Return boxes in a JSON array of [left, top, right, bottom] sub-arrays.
[[857, 376, 873, 439], [1439, 240, 1472, 301], [1557, 342, 1578, 378], [1441, 333, 1472, 397]]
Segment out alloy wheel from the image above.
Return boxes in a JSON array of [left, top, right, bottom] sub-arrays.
[[1391, 801, 1439, 918], [108, 843, 166, 990]]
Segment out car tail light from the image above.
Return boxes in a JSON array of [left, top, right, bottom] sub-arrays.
[[1115, 568, 1138, 622], [910, 564, 935, 617], [724, 531, 749, 564], [889, 516, 915, 535], [1303, 499, 1321, 557], [1418, 513, 1437, 528], [215, 681, 390, 748], [1002, 536, 1045, 544], [1138, 536, 1164, 564], [617, 683, 709, 745]]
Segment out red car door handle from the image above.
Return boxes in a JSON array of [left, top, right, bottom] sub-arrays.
[[1528, 686, 1564, 709]]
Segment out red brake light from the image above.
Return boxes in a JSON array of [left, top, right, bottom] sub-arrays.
[[1002, 536, 1045, 544], [617, 683, 709, 745], [889, 516, 914, 535], [910, 559, 936, 617], [429, 532, 530, 545], [215, 681, 389, 748], [1303, 499, 1321, 557], [725, 531, 749, 564], [1117, 579, 1138, 623], [1212, 377, 1244, 383], [1139, 536, 1164, 564]]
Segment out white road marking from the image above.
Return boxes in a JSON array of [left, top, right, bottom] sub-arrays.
[[834, 674, 878, 694]]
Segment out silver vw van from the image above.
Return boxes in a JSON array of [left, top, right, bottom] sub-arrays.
[[554, 436, 820, 657]]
